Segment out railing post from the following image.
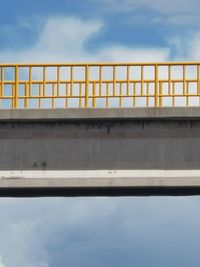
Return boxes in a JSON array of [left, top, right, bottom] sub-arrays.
[[0, 67, 3, 109], [29, 66, 32, 109], [198, 65, 200, 96], [155, 64, 159, 107], [14, 65, 19, 109], [85, 64, 89, 108]]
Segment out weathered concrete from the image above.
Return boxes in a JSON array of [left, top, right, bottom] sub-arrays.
[[2, 180, 200, 197], [0, 108, 200, 196], [1, 107, 200, 121], [1, 170, 200, 196]]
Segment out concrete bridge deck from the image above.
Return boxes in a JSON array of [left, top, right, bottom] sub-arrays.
[[2, 107, 200, 121], [1, 107, 200, 197]]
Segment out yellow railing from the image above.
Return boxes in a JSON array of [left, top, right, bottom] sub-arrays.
[[0, 62, 200, 109]]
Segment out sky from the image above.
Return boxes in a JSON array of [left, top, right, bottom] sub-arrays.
[[0, 0, 200, 266]]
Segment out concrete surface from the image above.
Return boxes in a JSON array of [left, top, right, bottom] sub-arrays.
[[1, 107, 200, 121], [0, 108, 200, 196], [2, 171, 200, 196]]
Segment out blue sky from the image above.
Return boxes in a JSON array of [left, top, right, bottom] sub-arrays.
[[0, 0, 200, 62], [0, 0, 198, 50], [0, 0, 200, 266]]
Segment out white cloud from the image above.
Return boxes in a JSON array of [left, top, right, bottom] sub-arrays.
[[184, 31, 200, 60], [0, 16, 170, 63], [166, 29, 200, 61], [0, 197, 200, 267], [91, 0, 199, 15], [0, 17, 102, 63], [0, 256, 6, 267], [34, 17, 102, 61], [90, 0, 200, 27], [97, 46, 169, 62], [164, 14, 199, 26]]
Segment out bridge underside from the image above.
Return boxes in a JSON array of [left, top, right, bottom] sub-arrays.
[[2, 176, 200, 197], [2, 186, 200, 197], [1, 107, 200, 197]]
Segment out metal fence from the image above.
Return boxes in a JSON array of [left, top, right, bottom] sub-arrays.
[[0, 62, 200, 109]]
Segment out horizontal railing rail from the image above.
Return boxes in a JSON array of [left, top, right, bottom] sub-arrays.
[[0, 62, 200, 109]]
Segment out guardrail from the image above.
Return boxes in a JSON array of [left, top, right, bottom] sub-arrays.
[[0, 62, 200, 109]]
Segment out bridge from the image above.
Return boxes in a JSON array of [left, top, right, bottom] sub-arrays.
[[1, 62, 200, 197]]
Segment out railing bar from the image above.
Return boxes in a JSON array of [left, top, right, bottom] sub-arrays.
[[106, 83, 109, 108], [133, 83, 136, 107], [5, 78, 199, 85], [43, 66, 46, 97], [113, 66, 116, 97], [38, 84, 41, 109], [141, 66, 144, 96], [99, 66, 102, 96], [198, 65, 200, 106], [92, 82, 96, 108], [159, 82, 163, 107], [1, 61, 200, 68], [146, 83, 149, 107], [57, 66, 60, 97], [14, 66, 19, 108], [79, 84, 81, 108], [12, 84, 15, 109], [183, 65, 186, 96], [0, 67, 3, 108], [66, 83, 68, 109], [29, 67, 32, 102], [25, 83, 28, 108], [70, 66, 73, 97], [127, 66, 130, 96], [186, 81, 189, 107], [168, 65, 171, 96], [198, 65, 200, 94], [119, 83, 122, 108], [52, 84, 55, 109], [85, 65, 89, 108], [15, 93, 200, 99], [155, 64, 158, 107]]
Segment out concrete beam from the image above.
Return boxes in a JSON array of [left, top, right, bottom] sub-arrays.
[[0, 108, 200, 197], [1, 107, 200, 121], [1, 170, 200, 197]]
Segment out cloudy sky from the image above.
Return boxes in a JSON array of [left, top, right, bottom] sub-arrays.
[[0, 0, 200, 266]]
